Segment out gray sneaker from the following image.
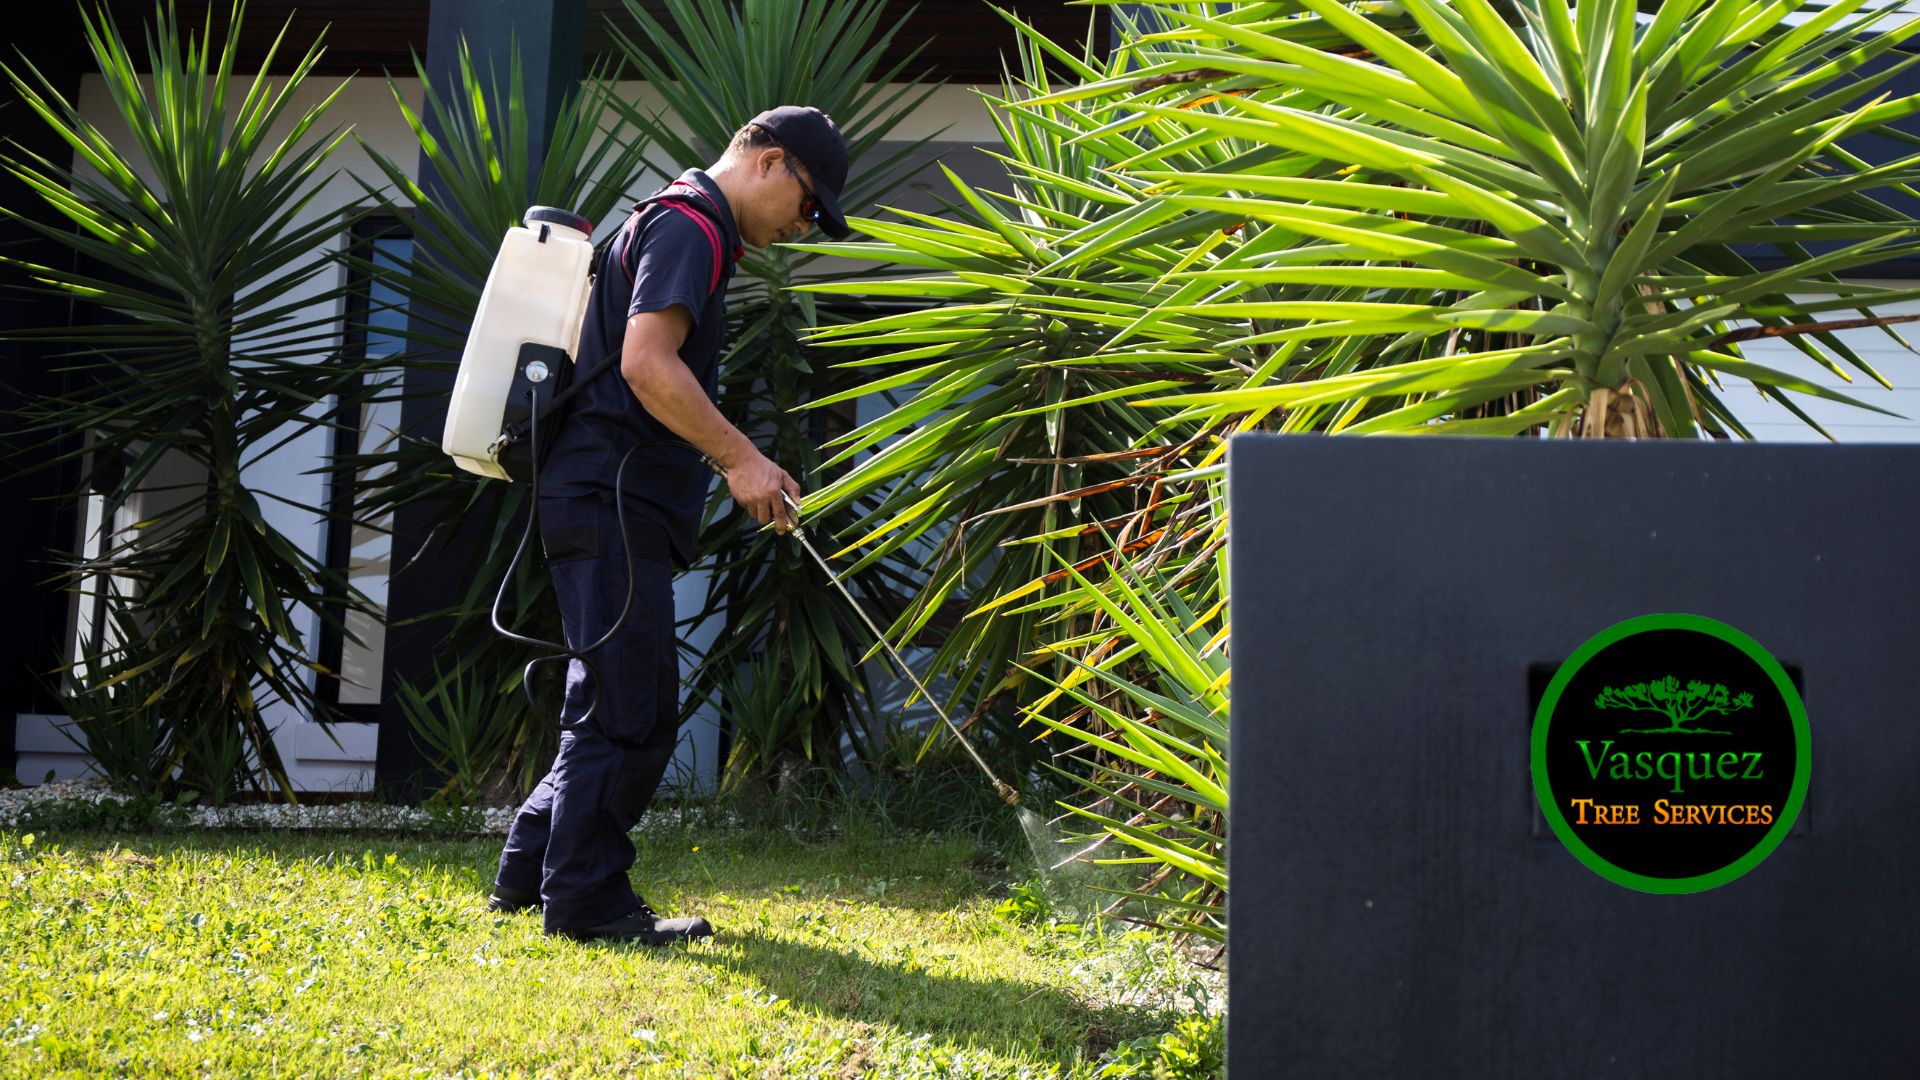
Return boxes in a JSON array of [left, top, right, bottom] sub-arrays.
[[553, 902, 714, 945]]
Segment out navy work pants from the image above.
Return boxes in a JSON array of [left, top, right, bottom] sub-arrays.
[[494, 494, 681, 934]]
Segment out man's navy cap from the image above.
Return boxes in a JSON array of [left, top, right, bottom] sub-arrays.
[[750, 105, 851, 239]]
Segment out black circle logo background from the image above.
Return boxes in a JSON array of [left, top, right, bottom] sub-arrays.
[[1543, 627, 1796, 879]]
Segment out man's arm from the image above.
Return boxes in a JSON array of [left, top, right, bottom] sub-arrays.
[[618, 306, 800, 531]]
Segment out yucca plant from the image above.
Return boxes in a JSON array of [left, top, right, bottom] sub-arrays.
[[1, 1, 371, 801], [349, 39, 657, 795], [56, 605, 176, 792], [801, 0, 1920, 940], [1076, 0, 1920, 437], [601, 0, 945, 787], [352, 39, 658, 366], [792, 8, 1255, 756], [393, 658, 524, 804], [784, 6, 1251, 936]]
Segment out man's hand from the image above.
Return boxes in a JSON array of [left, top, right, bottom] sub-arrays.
[[722, 450, 802, 534], [618, 308, 803, 533]]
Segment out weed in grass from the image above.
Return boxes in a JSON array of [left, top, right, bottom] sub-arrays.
[[418, 788, 487, 835], [1095, 1014, 1225, 1079], [997, 880, 1056, 926]]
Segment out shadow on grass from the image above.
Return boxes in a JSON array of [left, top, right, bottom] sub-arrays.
[[647, 927, 1178, 1063], [37, 831, 1180, 1061], [627, 825, 1022, 913]]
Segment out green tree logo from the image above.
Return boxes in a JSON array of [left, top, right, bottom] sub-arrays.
[[1593, 676, 1754, 735]]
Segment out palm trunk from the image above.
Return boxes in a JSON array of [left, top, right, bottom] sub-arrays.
[[1576, 383, 1663, 439]]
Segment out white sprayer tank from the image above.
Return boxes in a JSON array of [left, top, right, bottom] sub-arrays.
[[442, 206, 596, 480]]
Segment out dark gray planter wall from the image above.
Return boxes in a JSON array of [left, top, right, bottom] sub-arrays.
[[375, 0, 586, 800], [1228, 434, 1919, 1077]]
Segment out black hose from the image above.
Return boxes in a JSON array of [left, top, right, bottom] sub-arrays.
[[488, 376, 688, 733]]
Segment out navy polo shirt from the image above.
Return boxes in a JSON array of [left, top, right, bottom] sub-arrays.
[[540, 169, 743, 569]]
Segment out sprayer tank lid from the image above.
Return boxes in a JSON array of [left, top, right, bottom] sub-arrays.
[[524, 206, 593, 236]]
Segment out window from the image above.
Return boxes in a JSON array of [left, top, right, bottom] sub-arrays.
[[317, 218, 411, 718], [66, 453, 133, 684]]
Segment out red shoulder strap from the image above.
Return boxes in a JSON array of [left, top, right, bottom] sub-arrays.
[[620, 181, 727, 296]]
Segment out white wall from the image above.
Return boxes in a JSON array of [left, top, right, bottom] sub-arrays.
[[1701, 287, 1920, 443]]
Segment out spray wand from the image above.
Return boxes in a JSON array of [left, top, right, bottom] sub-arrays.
[[704, 457, 1021, 808]]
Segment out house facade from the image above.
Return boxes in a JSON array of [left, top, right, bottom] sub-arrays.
[[4, 1, 1916, 797]]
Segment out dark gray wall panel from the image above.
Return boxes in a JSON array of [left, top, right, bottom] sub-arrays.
[[1228, 434, 1919, 1078], [376, 0, 588, 799]]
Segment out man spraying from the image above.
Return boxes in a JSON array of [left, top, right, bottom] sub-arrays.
[[488, 106, 852, 944]]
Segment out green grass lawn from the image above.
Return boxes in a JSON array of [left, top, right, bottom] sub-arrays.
[[0, 819, 1220, 1078]]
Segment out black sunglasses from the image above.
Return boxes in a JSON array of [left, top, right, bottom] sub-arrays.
[[773, 143, 823, 223]]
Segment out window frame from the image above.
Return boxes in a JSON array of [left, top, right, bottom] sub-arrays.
[[315, 213, 413, 723]]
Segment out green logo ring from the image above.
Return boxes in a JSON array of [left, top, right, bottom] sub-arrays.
[[1531, 612, 1811, 894]]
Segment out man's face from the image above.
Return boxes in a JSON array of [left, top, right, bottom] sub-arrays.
[[743, 146, 821, 249]]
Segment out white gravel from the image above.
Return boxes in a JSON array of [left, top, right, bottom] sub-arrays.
[[0, 778, 742, 838], [0, 778, 517, 834]]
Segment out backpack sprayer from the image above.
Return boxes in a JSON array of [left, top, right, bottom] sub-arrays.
[[441, 202, 682, 733], [442, 203, 1020, 807]]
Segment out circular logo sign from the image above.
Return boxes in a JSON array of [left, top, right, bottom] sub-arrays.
[[1532, 613, 1810, 894]]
